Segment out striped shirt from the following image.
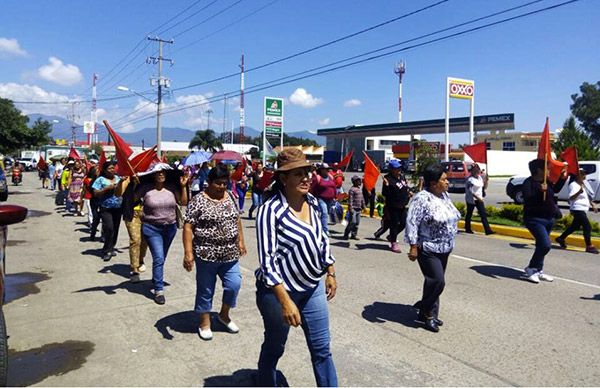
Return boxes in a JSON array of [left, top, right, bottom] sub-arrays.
[[255, 191, 335, 292]]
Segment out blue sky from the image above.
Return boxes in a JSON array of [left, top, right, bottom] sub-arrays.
[[1, 0, 598, 145]]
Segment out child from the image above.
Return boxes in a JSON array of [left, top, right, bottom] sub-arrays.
[[343, 175, 366, 240]]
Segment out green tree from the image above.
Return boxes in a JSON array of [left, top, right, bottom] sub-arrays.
[[570, 81, 600, 146], [25, 118, 52, 148], [554, 116, 600, 160], [0, 98, 29, 154], [189, 129, 222, 152]]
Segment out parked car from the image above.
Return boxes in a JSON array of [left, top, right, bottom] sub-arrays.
[[441, 160, 473, 192], [506, 161, 600, 204], [17, 158, 36, 171], [0, 204, 28, 385]]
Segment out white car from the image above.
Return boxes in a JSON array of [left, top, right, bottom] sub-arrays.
[[506, 161, 600, 204], [17, 158, 36, 171]]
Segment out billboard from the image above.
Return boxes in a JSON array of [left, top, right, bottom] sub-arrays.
[[448, 78, 474, 100]]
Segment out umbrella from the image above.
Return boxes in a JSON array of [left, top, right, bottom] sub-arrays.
[[183, 151, 212, 166], [211, 150, 243, 162], [50, 154, 68, 161]]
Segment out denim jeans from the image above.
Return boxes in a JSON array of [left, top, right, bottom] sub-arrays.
[[343, 208, 361, 238], [256, 280, 337, 387], [142, 223, 177, 292], [194, 260, 241, 313], [317, 198, 333, 234], [248, 192, 263, 218], [236, 187, 247, 211], [524, 216, 554, 271]]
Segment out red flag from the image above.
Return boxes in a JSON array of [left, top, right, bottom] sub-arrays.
[[161, 154, 168, 164], [103, 120, 134, 176], [362, 151, 380, 192], [83, 155, 92, 171], [548, 158, 566, 184], [462, 142, 487, 164], [231, 159, 247, 181], [560, 146, 579, 176], [99, 149, 107, 170], [130, 146, 158, 173], [255, 170, 274, 191], [338, 150, 354, 168], [537, 118, 565, 183], [68, 147, 81, 160], [37, 155, 47, 170]]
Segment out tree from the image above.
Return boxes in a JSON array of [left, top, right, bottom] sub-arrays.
[[0, 98, 29, 154], [554, 116, 600, 160], [25, 118, 52, 148], [571, 81, 600, 146], [189, 129, 222, 152]]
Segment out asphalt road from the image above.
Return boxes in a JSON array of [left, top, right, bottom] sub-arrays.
[[3, 172, 600, 386]]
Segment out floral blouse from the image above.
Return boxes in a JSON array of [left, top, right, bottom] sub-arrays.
[[405, 190, 461, 254], [183, 192, 240, 263]]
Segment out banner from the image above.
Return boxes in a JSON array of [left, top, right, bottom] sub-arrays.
[[448, 78, 474, 100]]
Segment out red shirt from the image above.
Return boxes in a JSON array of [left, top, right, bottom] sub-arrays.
[[311, 175, 337, 200]]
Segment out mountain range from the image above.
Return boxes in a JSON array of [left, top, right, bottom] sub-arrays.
[[27, 114, 325, 146]]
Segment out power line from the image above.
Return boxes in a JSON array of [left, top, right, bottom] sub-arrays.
[[171, 0, 244, 39], [156, 0, 220, 36], [171, 0, 451, 92], [153, 0, 207, 36], [119, 0, 580, 128]]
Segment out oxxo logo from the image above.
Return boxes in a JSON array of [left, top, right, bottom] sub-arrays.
[[449, 82, 474, 98]]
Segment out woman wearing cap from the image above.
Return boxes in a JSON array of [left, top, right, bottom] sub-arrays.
[[183, 164, 246, 339], [310, 163, 337, 236], [405, 163, 461, 333], [92, 161, 123, 262], [255, 148, 338, 387], [382, 159, 411, 253], [555, 169, 598, 254], [119, 163, 189, 304]]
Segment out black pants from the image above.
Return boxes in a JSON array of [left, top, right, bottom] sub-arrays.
[[388, 207, 407, 243], [368, 188, 376, 217], [416, 249, 449, 318], [559, 210, 592, 246], [465, 201, 493, 234], [90, 199, 101, 237], [100, 207, 123, 255]]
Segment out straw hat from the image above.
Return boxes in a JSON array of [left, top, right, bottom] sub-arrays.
[[275, 148, 312, 172]]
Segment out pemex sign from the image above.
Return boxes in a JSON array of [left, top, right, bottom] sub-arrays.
[[264, 97, 283, 137]]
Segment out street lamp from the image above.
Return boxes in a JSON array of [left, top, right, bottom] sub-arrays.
[[117, 85, 162, 156]]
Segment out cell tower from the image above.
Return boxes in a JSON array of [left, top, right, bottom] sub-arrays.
[[90, 73, 98, 145], [394, 61, 405, 123], [239, 54, 245, 143]]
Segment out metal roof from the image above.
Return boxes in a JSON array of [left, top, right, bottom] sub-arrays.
[[317, 113, 514, 138]]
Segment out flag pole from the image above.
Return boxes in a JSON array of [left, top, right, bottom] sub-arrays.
[[543, 152, 548, 201], [103, 120, 137, 176]]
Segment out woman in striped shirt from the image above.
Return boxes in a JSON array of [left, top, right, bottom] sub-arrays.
[[255, 148, 338, 387]]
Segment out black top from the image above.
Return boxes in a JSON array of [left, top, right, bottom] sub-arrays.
[[382, 173, 410, 209], [121, 184, 141, 222], [522, 176, 566, 219], [251, 171, 265, 194]]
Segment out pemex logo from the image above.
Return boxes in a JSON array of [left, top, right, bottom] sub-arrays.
[[266, 98, 282, 116]]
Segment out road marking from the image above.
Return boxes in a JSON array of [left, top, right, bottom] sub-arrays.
[[451, 253, 600, 290]]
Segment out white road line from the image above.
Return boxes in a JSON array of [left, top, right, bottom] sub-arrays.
[[451, 253, 600, 290]]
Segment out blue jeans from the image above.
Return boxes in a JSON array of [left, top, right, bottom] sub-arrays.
[[236, 187, 247, 210], [256, 280, 337, 387], [317, 198, 333, 234], [524, 217, 554, 271], [194, 260, 241, 313], [142, 223, 177, 292], [249, 192, 263, 217]]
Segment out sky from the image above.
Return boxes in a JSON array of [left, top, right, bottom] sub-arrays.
[[0, 0, 598, 146]]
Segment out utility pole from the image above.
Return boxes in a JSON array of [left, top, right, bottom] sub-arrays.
[[394, 61, 405, 123], [239, 54, 245, 143], [206, 109, 213, 131], [68, 102, 80, 146], [90, 73, 98, 146], [222, 94, 229, 142], [147, 36, 174, 158]]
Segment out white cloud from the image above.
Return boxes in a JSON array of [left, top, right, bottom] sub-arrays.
[[0, 38, 27, 58], [344, 99, 362, 108], [289, 88, 323, 108], [0, 82, 72, 115], [318, 118, 330, 126], [175, 94, 213, 129], [38, 57, 83, 86]]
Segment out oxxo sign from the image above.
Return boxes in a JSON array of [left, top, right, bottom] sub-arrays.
[[448, 78, 474, 99]]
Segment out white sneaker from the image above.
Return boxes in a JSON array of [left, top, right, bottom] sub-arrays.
[[217, 315, 240, 334], [138, 264, 146, 273], [537, 271, 554, 282], [198, 327, 213, 341], [524, 267, 540, 283]]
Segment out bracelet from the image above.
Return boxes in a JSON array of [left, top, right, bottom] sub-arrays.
[[327, 272, 336, 278]]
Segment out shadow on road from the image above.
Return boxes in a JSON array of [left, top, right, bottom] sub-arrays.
[[355, 243, 390, 251], [470, 265, 524, 281], [98, 263, 131, 278], [362, 301, 420, 329], [4, 272, 51, 304], [203, 368, 289, 387], [81, 248, 103, 258], [155, 311, 230, 341], [74, 279, 157, 301], [580, 294, 600, 301], [8, 340, 94, 386], [509, 243, 531, 249]]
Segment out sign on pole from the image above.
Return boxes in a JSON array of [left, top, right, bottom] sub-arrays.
[[83, 121, 95, 134], [263, 97, 284, 164], [445, 77, 475, 161]]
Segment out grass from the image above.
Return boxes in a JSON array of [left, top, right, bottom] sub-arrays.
[[470, 215, 600, 238]]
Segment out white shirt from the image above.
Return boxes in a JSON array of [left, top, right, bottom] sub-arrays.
[[568, 181, 591, 211], [465, 175, 484, 205]]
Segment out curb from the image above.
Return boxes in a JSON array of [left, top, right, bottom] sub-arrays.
[[457, 220, 599, 249]]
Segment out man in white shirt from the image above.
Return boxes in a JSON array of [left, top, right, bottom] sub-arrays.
[[464, 164, 495, 235]]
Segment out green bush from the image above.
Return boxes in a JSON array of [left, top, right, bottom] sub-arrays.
[[499, 204, 524, 223], [454, 202, 466, 217], [554, 214, 574, 230], [592, 220, 600, 234], [486, 205, 500, 218]]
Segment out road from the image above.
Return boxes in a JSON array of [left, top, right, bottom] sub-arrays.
[[3, 172, 600, 386]]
